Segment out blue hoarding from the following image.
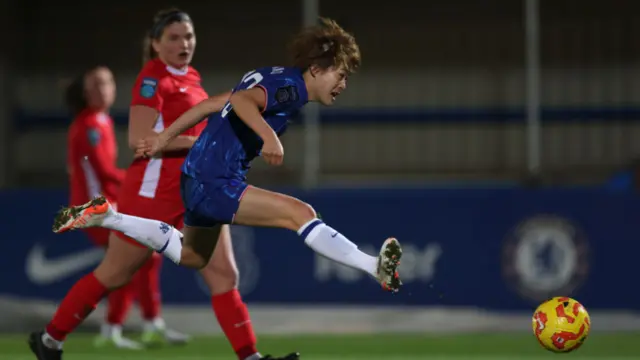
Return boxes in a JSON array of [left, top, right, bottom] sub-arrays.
[[0, 188, 637, 310]]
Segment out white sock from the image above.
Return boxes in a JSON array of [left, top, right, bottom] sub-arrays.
[[102, 323, 123, 338], [101, 323, 112, 337], [143, 317, 166, 332], [298, 219, 378, 278], [42, 332, 63, 350], [100, 212, 183, 264], [244, 353, 263, 360]]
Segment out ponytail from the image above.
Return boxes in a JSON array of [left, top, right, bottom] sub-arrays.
[[142, 36, 157, 65], [65, 75, 87, 116]]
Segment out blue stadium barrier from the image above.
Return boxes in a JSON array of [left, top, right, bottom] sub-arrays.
[[13, 106, 640, 131], [0, 188, 638, 311]]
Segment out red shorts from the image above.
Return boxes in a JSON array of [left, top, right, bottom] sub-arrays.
[[113, 193, 185, 248]]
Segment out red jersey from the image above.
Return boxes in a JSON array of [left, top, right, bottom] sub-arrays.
[[119, 58, 208, 204], [67, 109, 124, 206]]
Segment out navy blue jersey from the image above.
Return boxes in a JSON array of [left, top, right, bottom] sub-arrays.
[[182, 66, 308, 182]]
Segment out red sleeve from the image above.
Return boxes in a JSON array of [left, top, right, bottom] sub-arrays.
[[130, 63, 165, 110], [83, 122, 124, 184]]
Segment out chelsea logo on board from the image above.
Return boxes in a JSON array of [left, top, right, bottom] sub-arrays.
[[502, 215, 589, 302]]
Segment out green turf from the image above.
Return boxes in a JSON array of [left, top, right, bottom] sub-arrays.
[[2, 333, 639, 359]]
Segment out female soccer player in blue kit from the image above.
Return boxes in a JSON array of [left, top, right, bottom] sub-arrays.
[[53, 18, 402, 297]]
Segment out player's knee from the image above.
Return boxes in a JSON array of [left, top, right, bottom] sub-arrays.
[[94, 262, 136, 289], [286, 199, 317, 230], [94, 247, 146, 289], [199, 262, 239, 295]]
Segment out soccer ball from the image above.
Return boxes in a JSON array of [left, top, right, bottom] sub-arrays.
[[532, 297, 591, 353]]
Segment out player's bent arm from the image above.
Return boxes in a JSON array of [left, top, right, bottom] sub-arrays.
[[128, 105, 196, 152], [158, 91, 232, 143], [229, 88, 278, 142]]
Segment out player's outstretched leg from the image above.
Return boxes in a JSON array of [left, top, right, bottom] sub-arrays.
[[150, 183, 402, 293], [235, 186, 403, 293], [54, 194, 401, 292], [52, 196, 184, 264]]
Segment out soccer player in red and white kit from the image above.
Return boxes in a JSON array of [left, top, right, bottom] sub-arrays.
[[66, 66, 123, 249], [66, 66, 184, 349], [29, 9, 298, 360]]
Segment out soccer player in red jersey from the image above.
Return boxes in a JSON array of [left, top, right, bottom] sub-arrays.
[[66, 66, 184, 349], [66, 66, 123, 247], [28, 8, 297, 360]]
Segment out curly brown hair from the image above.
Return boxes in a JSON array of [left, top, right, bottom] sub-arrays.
[[289, 18, 361, 74]]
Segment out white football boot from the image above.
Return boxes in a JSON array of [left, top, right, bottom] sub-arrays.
[[93, 324, 143, 350], [376, 237, 403, 293]]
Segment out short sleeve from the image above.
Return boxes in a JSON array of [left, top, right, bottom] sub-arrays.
[[130, 65, 165, 110], [257, 78, 302, 113]]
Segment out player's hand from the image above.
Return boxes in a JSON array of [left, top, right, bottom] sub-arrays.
[[134, 137, 153, 159], [134, 134, 168, 158], [261, 137, 284, 166]]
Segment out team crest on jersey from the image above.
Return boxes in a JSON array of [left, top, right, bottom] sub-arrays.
[[87, 129, 100, 147], [276, 86, 298, 103], [140, 77, 158, 98]]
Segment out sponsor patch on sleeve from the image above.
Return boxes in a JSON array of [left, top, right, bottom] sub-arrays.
[[140, 77, 158, 98], [87, 128, 100, 147]]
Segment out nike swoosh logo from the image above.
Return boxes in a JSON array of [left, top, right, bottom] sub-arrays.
[[179, 87, 188, 92], [330, 232, 338, 238], [234, 320, 251, 328], [25, 244, 105, 285]]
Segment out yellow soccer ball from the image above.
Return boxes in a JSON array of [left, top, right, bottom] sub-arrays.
[[532, 297, 591, 353]]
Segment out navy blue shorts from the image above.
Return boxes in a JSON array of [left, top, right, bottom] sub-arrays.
[[180, 173, 249, 228]]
